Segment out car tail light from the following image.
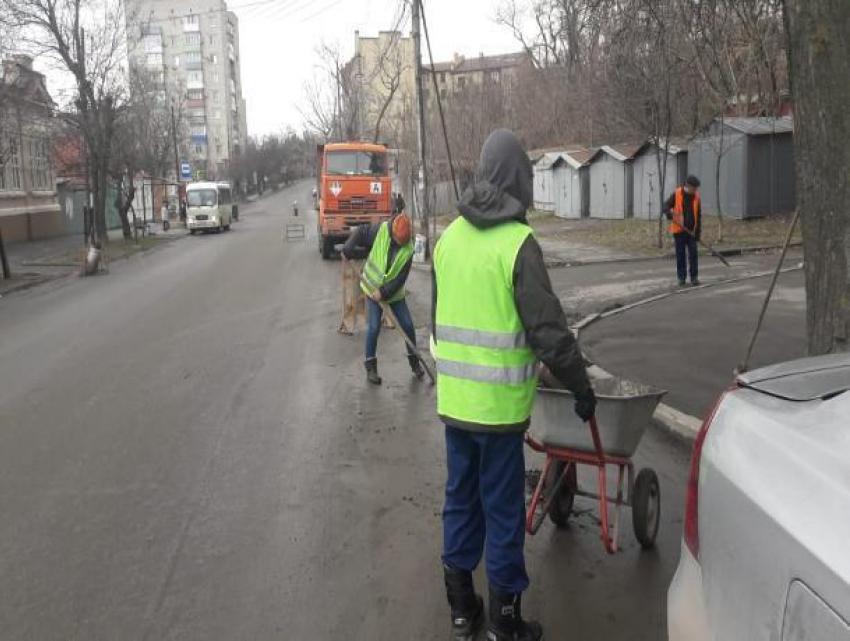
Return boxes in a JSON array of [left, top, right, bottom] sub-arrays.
[[684, 389, 730, 561]]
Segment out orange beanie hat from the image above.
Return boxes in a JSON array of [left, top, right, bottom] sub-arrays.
[[391, 214, 411, 245]]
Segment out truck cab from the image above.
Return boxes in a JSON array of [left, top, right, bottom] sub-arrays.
[[316, 142, 392, 259]]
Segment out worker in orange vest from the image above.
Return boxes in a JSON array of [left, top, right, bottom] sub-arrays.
[[664, 175, 702, 286]]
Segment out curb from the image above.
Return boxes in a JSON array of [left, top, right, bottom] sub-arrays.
[[543, 242, 802, 270]]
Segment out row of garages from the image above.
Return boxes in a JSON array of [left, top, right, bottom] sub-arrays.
[[532, 117, 796, 220]]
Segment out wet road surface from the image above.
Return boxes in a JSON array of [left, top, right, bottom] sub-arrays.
[[0, 182, 688, 640]]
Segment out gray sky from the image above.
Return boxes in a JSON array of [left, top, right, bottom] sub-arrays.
[[235, 0, 522, 136]]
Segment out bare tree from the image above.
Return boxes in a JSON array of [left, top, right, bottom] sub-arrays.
[[782, 0, 850, 354], [299, 42, 356, 141], [1, 0, 131, 245]]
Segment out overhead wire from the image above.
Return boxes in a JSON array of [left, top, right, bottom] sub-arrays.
[[419, 0, 459, 200]]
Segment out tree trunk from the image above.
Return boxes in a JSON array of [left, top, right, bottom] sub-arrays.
[[783, 0, 850, 355], [0, 225, 10, 279], [116, 182, 135, 241]]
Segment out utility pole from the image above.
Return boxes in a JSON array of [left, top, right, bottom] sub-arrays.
[[412, 0, 430, 254]]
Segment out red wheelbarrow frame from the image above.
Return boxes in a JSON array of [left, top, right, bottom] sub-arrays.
[[525, 416, 634, 554]]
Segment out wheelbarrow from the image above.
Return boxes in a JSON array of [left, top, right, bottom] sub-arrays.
[[525, 377, 666, 553]]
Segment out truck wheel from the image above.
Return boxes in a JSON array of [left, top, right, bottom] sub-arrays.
[[320, 235, 333, 260]]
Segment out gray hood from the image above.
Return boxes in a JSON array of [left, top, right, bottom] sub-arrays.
[[457, 129, 533, 229]]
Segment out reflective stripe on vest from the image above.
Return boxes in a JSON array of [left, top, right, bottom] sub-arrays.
[[436, 324, 528, 350], [670, 187, 700, 235], [434, 217, 538, 428], [359, 222, 414, 303]]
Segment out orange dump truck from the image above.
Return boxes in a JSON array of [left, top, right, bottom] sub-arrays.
[[316, 142, 393, 259]]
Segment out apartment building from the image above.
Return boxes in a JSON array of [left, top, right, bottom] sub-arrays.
[[350, 30, 417, 146], [421, 51, 529, 109], [129, 0, 248, 180]]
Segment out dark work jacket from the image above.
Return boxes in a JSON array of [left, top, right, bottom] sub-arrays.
[[664, 189, 702, 240], [342, 221, 412, 301]]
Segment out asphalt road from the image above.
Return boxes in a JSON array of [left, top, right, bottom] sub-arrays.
[[0, 182, 689, 640]]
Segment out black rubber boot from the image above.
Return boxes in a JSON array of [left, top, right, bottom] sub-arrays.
[[365, 358, 382, 385], [444, 566, 484, 641], [487, 589, 543, 641], [408, 354, 425, 379]]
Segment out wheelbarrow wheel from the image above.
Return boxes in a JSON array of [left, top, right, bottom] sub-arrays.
[[547, 461, 576, 529], [632, 468, 661, 548]]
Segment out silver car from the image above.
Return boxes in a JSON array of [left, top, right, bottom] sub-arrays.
[[668, 353, 850, 640]]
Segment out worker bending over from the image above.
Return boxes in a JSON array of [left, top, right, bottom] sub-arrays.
[[433, 129, 596, 641], [342, 213, 424, 384]]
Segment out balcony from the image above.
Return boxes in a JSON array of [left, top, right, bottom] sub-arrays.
[[191, 134, 208, 143], [186, 98, 205, 109], [187, 78, 204, 90], [185, 61, 203, 70]]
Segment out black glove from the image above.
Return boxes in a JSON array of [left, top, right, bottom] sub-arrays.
[[574, 388, 597, 422]]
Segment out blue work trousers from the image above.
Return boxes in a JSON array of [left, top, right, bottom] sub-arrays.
[[442, 424, 529, 595], [365, 298, 416, 360], [674, 232, 699, 283]]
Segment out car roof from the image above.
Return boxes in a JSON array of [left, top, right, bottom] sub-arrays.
[[737, 353, 850, 401]]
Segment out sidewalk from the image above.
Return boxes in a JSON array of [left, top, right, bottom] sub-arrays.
[[0, 224, 188, 297]]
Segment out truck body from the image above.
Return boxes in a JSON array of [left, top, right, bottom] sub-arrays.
[[316, 142, 392, 259]]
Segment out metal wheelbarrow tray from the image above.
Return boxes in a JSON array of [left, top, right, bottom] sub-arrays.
[[525, 377, 666, 553]]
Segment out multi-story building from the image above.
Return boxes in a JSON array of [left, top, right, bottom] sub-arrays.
[[128, 0, 248, 180], [350, 30, 416, 147], [421, 51, 529, 111], [0, 55, 61, 243]]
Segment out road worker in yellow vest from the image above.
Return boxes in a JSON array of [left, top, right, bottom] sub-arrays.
[[342, 213, 424, 384], [433, 129, 596, 641]]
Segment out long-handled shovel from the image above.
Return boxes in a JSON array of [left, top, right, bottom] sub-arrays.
[[380, 301, 436, 384], [683, 228, 731, 267]]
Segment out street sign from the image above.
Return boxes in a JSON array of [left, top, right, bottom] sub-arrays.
[[180, 162, 192, 181]]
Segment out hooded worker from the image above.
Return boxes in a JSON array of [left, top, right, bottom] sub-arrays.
[[433, 129, 595, 641], [342, 213, 424, 384]]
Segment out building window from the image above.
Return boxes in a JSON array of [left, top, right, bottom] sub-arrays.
[[27, 138, 52, 190], [457, 76, 467, 89], [213, 109, 222, 119], [211, 71, 220, 84], [173, 55, 180, 68], [0, 138, 22, 190], [184, 32, 201, 46], [187, 88, 203, 101], [142, 34, 162, 53], [209, 35, 216, 45], [212, 90, 219, 102], [183, 14, 199, 31], [190, 124, 206, 136], [187, 71, 204, 88], [185, 51, 201, 64], [439, 72, 446, 84], [211, 54, 218, 64], [194, 144, 204, 154]]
